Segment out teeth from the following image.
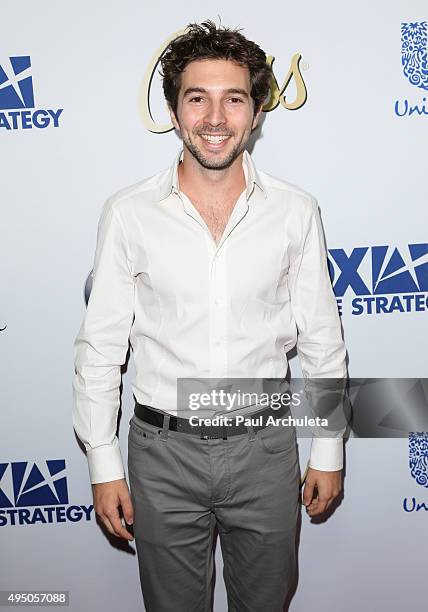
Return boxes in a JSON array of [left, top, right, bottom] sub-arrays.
[[200, 134, 230, 143]]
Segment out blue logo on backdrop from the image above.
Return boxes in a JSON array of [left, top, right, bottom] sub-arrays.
[[0, 459, 68, 507], [328, 243, 428, 315], [395, 21, 428, 117], [403, 433, 428, 512], [409, 433, 428, 488], [0, 55, 34, 108], [401, 22, 428, 91], [0, 460, 93, 526], [0, 56, 63, 130]]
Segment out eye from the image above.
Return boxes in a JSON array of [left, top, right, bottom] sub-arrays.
[[228, 97, 244, 103], [189, 96, 204, 103]]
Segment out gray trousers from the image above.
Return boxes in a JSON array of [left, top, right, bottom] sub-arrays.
[[127, 413, 301, 612]]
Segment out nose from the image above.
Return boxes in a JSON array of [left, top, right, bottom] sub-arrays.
[[204, 100, 226, 127]]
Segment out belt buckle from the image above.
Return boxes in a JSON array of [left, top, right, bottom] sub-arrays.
[[200, 425, 228, 440]]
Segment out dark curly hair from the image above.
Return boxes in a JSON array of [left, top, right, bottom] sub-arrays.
[[160, 20, 272, 118]]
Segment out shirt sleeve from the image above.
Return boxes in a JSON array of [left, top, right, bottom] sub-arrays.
[[72, 198, 135, 484], [288, 196, 348, 472]]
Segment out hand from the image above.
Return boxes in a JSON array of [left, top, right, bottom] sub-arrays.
[[92, 478, 134, 540], [302, 467, 342, 517]]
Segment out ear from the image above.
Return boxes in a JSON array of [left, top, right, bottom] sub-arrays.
[[168, 104, 180, 131], [251, 103, 263, 130]]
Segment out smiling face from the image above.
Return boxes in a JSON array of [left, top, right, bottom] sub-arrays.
[[169, 58, 263, 171]]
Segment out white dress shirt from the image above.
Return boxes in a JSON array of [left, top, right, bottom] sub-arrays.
[[72, 148, 347, 484]]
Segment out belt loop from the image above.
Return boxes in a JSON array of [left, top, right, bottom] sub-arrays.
[[160, 414, 170, 441], [246, 424, 256, 442]]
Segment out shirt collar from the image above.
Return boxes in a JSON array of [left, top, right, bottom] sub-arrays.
[[156, 148, 267, 202]]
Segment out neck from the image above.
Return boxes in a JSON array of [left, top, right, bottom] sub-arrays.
[[177, 147, 247, 202]]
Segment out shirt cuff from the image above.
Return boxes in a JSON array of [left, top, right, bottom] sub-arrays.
[[308, 437, 343, 471], [86, 437, 125, 484]]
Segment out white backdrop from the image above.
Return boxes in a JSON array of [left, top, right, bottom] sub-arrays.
[[1, 1, 427, 610]]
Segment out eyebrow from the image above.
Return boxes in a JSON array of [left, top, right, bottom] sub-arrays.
[[183, 87, 250, 98]]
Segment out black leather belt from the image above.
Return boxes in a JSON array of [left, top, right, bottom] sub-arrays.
[[134, 401, 289, 439]]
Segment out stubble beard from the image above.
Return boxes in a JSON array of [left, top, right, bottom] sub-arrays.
[[182, 131, 247, 171]]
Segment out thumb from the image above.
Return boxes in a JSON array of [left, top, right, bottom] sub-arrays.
[[302, 480, 315, 507], [120, 489, 134, 525]]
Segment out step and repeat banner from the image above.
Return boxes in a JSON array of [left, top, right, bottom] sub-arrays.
[[1, 1, 427, 610]]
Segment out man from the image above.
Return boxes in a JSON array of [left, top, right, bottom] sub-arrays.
[[72, 20, 347, 612]]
